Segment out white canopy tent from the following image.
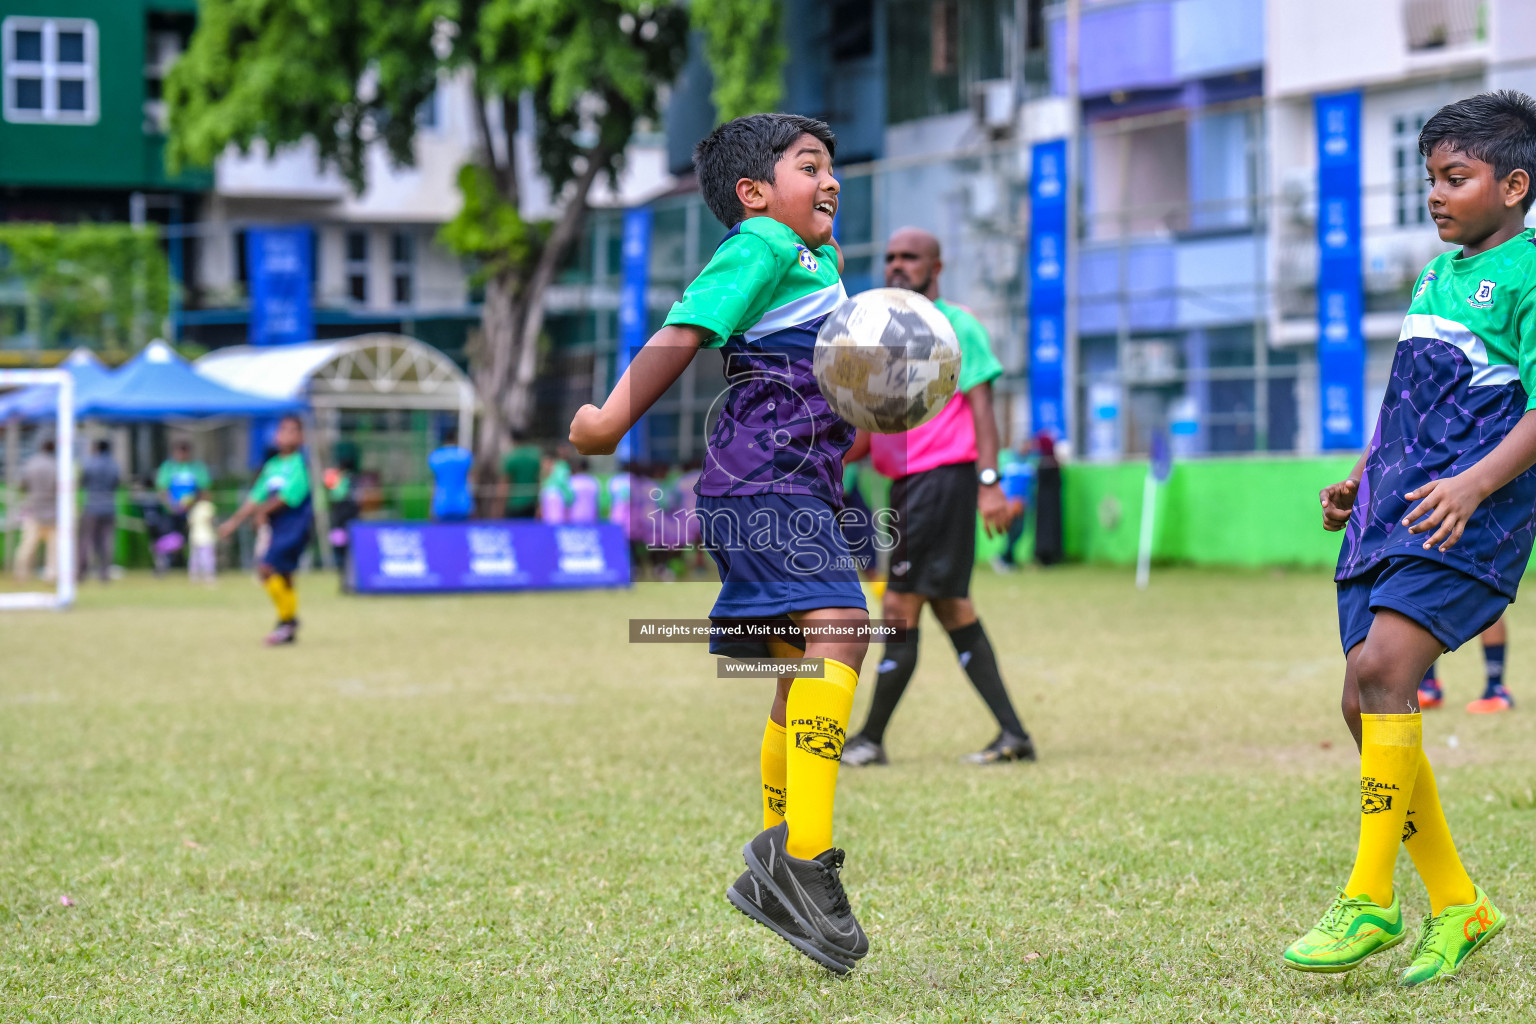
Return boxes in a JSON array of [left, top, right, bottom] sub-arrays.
[[195, 334, 476, 445], [198, 335, 476, 561]]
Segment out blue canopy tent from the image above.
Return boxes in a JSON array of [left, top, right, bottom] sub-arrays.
[[3, 342, 318, 576], [77, 340, 328, 563], [0, 348, 116, 420], [80, 341, 302, 420]]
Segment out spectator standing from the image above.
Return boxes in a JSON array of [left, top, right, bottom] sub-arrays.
[[502, 430, 542, 518], [993, 444, 1035, 572], [325, 449, 361, 591], [187, 491, 218, 584], [14, 437, 58, 582], [539, 455, 572, 524], [1032, 434, 1063, 566], [568, 458, 600, 524], [428, 429, 474, 522], [78, 438, 120, 582], [156, 439, 210, 541]]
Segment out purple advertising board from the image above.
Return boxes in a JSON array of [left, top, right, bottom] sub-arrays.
[[348, 521, 631, 594]]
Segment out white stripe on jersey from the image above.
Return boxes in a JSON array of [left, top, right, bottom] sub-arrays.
[[1399, 313, 1521, 387], [742, 281, 847, 343]]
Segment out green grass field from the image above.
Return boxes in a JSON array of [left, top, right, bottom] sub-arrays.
[[3, 566, 1535, 1022]]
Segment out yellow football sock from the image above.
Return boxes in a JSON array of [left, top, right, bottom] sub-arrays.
[[784, 658, 858, 860], [761, 719, 787, 829], [1402, 749, 1476, 913], [1344, 713, 1422, 907], [264, 574, 297, 622]]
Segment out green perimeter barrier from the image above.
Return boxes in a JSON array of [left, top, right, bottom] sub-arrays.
[[1060, 456, 1359, 569], [3, 459, 1358, 573]]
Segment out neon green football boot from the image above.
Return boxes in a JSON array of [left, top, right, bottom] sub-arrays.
[[1282, 889, 1406, 973], [1397, 886, 1506, 987]]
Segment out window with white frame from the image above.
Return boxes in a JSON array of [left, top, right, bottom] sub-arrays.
[[1394, 112, 1432, 227], [3, 17, 98, 125], [416, 86, 439, 130], [346, 230, 369, 303], [391, 230, 414, 306]]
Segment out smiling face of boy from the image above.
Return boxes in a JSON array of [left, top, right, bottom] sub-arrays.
[[735, 134, 839, 249], [1425, 142, 1531, 254]]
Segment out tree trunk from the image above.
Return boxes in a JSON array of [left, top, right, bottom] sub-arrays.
[[472, 269, 519, 515], [502, 147, 609, 434], [470, 146, 608, 503]]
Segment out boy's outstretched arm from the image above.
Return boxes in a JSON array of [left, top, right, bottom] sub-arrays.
[[1320, 449, 1370, 532], [1403, 409, 1536, 552], [218, 494, 287, 541], [569, 325, 708, 455]]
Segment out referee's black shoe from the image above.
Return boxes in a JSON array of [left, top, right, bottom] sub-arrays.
[[840, 733, 888, 766], [744, 822, 869, 963], [726, 868, 855, 974], [964, 730, 1036, 764]]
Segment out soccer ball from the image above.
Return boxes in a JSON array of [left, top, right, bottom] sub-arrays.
[[813, 288, 961, 433]]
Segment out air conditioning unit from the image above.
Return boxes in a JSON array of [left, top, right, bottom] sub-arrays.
[[970, 79, 1015, 134]]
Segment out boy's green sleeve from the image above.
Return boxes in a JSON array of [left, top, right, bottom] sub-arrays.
[[154, 462, 171, 490], [1518, 283, 1536, 411], [195, 462, 211, 491], [664, 233, 780, 347]]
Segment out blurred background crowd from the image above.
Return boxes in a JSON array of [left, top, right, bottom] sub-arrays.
[[2, 0, 1529, 583]]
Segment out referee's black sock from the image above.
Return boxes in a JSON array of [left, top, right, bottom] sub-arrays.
[[947, 620, 1027, 738], [857, 629, 920, 745]]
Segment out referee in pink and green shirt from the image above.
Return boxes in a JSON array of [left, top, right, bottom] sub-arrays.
[[840, 227, 1036, 766]]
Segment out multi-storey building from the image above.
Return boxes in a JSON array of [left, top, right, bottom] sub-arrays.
[[608, 0, 1056, 463], [0, 0, 207, 349], [0, 1, 672, 369], [1268, 0, 1536, 452], [1047, 0, 1271, 460]]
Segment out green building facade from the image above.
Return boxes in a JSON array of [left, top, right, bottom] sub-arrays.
[[1, 0, 209, 199]]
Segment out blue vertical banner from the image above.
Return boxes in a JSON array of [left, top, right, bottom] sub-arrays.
[[1029, 139, 1068, 442], [247, 226, 314, 346], [1315, 92, 1364, 450], [615, 206, 653, 464]]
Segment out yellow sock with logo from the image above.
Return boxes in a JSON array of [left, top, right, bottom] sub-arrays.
[[761, 719, 787, 829], [1343, 713, 1422, 907], [784, 659, 858, 860], [264, 574, 297, 622], [1401, 749, 1476, 913]]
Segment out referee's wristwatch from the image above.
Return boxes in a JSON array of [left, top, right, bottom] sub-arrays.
[[978, 467, 1000, 487]]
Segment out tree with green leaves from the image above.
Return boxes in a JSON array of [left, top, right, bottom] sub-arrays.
[[0, 224, 169, 352], [166, 0, 782, 475]]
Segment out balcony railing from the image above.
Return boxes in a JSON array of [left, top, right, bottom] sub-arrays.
[[1403, 0, 1486, 51]]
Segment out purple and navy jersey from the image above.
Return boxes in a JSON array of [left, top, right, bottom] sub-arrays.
[[1337, 229, 1536, 597], [663, 217, 853, 504]]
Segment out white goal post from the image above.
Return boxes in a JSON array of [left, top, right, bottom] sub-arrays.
[[1, 369, 75, 610]]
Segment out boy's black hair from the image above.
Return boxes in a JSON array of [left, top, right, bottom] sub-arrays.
[[1420, 90, 1536, 211], [279, 413, 304, 430], [693, 113, 837, 227], [94, 438, 111, 454]]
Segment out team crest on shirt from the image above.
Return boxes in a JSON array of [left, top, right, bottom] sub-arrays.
[[796, 245, 819, 273], [1415, 270, 1437, 298], [1469, 279, 1497, 308]]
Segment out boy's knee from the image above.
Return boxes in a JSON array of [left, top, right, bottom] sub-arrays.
[[1351, 644, 1396, 695], [837, 637, 869, 672], [1340, 687, 1362, 723]]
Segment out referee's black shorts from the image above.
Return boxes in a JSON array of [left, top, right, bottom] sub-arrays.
[[886, 461, 977, 599]]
